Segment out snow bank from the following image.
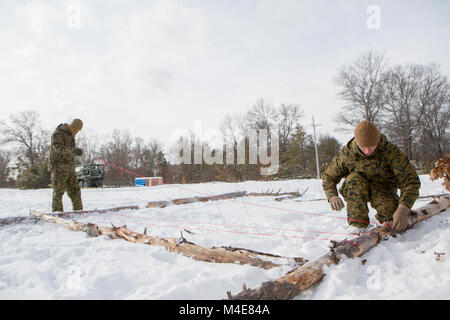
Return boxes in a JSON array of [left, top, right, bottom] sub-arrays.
[[0, 175, 448, 299]]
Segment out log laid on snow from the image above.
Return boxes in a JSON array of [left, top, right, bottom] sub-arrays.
[[0, 216, 38, 227], [274, 188, 309, 201], [274, 195, 301, 201], [30, 209, 306, 270], [146, 191, 248, 208], [147, 189, 308, 208], [294, 193, 448, 203], [248, 188, 304, 198], [228, 195, 450, 300], [52, 205, 140, 217], [1, 206, 138, 228]]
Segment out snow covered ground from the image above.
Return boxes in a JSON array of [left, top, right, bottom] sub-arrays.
[[0, 175, 448, 300]]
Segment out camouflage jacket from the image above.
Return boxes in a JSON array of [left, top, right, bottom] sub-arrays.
[[322, 134, 420, 209], [48, 124, 76, 172]]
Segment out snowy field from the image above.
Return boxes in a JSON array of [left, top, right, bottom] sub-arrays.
[[0, 175, 449, 300]]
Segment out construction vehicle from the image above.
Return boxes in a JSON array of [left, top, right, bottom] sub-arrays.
[[75, 163, 105, 188]]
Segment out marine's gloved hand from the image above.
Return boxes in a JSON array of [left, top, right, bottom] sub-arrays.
[[392, 204, 410, 232], [74, 148, 83, 156], [328, 195, 345, 211]]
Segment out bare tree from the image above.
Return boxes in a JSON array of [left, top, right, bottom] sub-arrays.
[[334, 51, 388, 131], [334, 52, 449, 163], [130, 137, 163, 177], [76, 128, 102, 164], [220, 113, 250, 166], [382, 64, 426, 160], [246, 98, 277, 132], [416, 64, 450, 161], [220, 113, 250, 144], [0, 110, 49, 171], [99, 129, 134, 185], [130, 137, 151, 175], [277, 103, 304, 153]]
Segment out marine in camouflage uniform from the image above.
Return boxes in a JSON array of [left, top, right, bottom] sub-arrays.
[[322, 121, 420, 230], [48, 119, 84, 212]]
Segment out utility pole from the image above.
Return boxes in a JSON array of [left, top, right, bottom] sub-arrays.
[[312, 116, 321, 179]]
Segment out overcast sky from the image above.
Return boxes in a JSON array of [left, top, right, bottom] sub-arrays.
[[0, 0, 449, 146]]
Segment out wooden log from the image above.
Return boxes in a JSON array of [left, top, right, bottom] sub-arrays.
[[146, 189, 309, 208], [146, 191, 248, 208], [146, 200, 171, 208], [1, 206, 139, 228], [30, 209, 306, 270], [248, 191, 302, 197], [274, 188, 309, 201], [52, 205, 140, 217], [274, 195, 300, 201], [417, 193, 449, 200], [228, 195, 450, 300], [0, 216, 38, 227], [293, 193, 448, 203]]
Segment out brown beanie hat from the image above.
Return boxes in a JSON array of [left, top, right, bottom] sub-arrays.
[[70, 119, 83, 131], [354, 120, 380, 147]]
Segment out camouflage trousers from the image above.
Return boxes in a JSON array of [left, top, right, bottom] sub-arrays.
[[339, 172, 399, 228], [51, 169, 83, 212]]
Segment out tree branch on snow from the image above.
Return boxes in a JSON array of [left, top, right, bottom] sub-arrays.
[[147, 191, 248, 208]]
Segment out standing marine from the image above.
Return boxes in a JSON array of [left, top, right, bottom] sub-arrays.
[[322, 120, 421, 232], [48, 119, 84, 212]]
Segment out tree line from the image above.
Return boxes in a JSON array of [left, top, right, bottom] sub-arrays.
[[0, 51, 447, 189], [0, 103, 340, 188]]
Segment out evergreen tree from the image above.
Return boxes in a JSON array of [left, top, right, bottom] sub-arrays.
[[16, 161, 51, 189], [279, 126, 315, 178]]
